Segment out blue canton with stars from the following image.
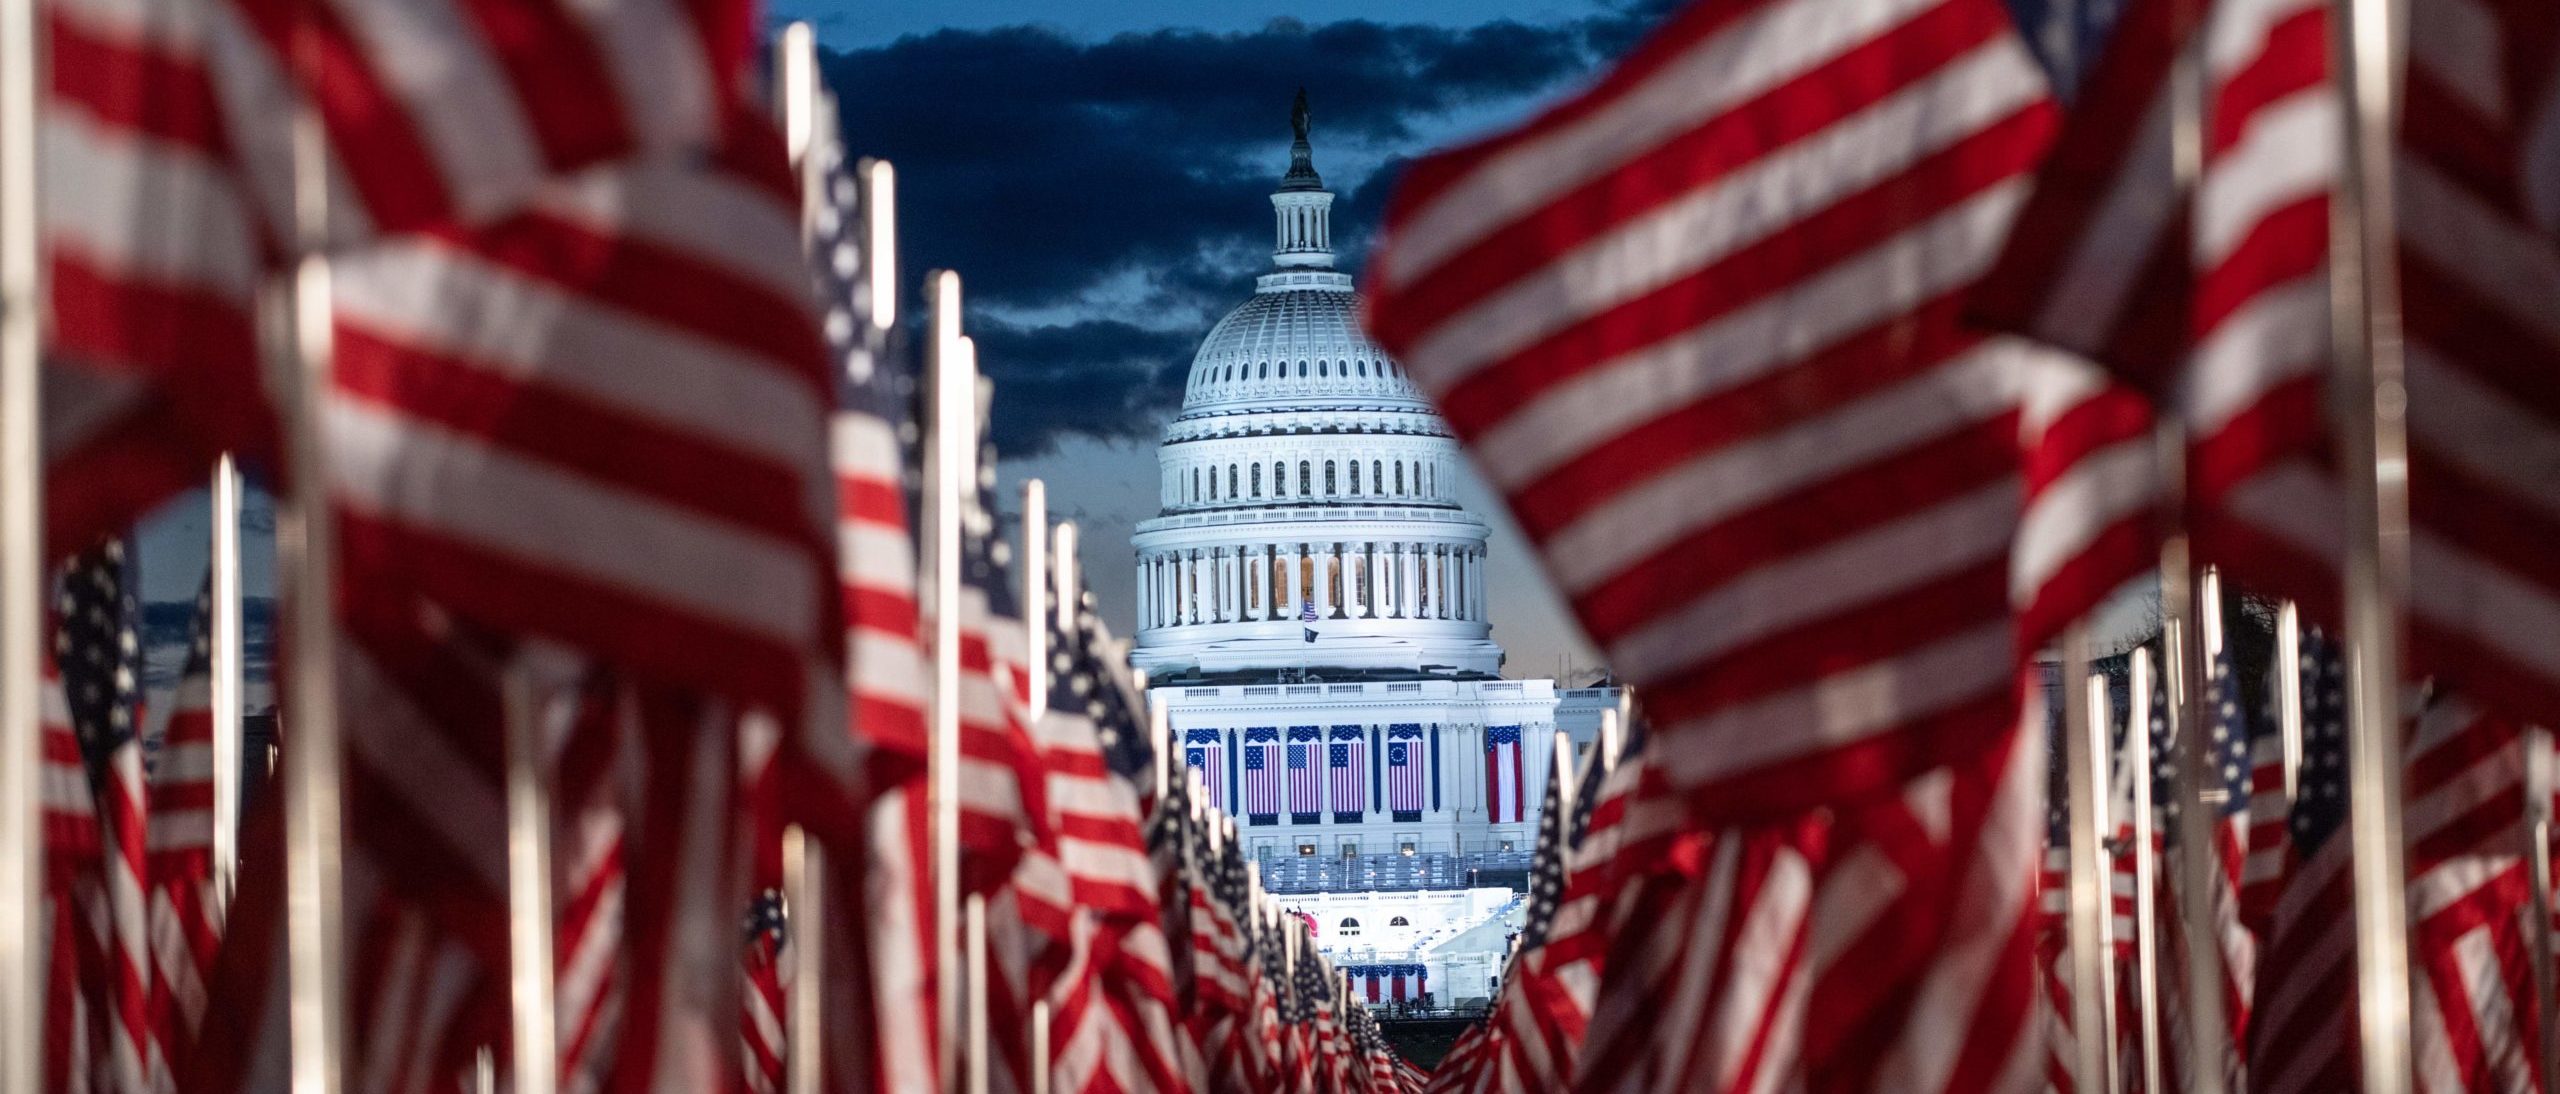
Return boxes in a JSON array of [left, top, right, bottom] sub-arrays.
[[2290, 629, 2350, 855]]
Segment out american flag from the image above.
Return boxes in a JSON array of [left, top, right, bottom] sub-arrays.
[[2245, 631, 2349, 1092], [1386, 726, 1425, 818], [800, 126, 939, 1094], [1478, 732, 1587, 1091], [39, 0, 269, 560], [740, 888, 789, 1094], [1286, 729, 1322, 823], [146, 578, 225, 1077], [1989, 0, 2560, 743], [1326, 728, 1365, 822], [56, 541, 157, 1092], [1363, 0, 2057, 825], [2037, 675, 2081, 1094], [1244, 733, 1281, 823], [39, 0, 764, 562], [1483, 725, 1523, 825], [326, 114, 840, 722]]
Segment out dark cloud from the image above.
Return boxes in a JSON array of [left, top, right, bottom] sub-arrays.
[[969, 317, 1196, 459], [824, 8, 1657, 453]]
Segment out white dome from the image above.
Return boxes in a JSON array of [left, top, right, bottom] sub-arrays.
[[1179, 272, 1427, 414], [1130, 104, 1502, 681]]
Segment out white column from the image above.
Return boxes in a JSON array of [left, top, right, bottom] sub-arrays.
[[1368, 544, 1387, 619], [1399, 544, 1416, 619], [1137, 556, 1152, 629], [1475, 550, 1488, 621], [1246, 549, 1263, 620], [1207, 549, 1225, 623], [1186, 550, 1203, 624], [1435, 546, 1451, 620], [1313, 542, 1334, 619], [1224, 549, 1241, 622], [1282, 545, 1301, 617]]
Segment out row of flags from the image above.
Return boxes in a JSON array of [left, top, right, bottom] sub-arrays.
[[19, 1, 1438, 1086], [1354, 0, 2560, 1089], [14, 0, 2560, 1088]]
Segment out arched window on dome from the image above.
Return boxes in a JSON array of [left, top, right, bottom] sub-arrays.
[[1373, 461, 1383, 498], [1300, 461, 1311, 495], [1192, 468, 1201, 503], [1274, 461, 1287, 497], [1348, 461, 1360, 495], [1298, 361, 1309, 377], [1429, 463, 1437, 495], [1208, 470, 1217, 501], [1252, 464, 1262, 497], [1389, 916, 1409, 927], [1228, 465, 1237, 499], [1356, 361, 1367, 377], [1318, 360, 1328, 377], [1394, 463, 1404, 496], [1325, 461, 1337, 496]]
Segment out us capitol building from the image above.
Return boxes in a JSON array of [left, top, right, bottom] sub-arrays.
[[1129, 97, 1616, 1003]]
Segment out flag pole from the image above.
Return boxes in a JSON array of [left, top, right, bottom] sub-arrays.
[[0, 0, 43, 1083], [2277, 602, 2305, 801], [2328, 0, 2416, 1083], [2176, 566, 2235, 1093], [279, 22, 351, 1086], [211, 454, 245, 909], [501, 661, 557, 1094], [962, 892, 989, 1094], [2127, 647, 2164, 1094], [2061, 626, 2117, 1094], [923, 270, 969, 1094], [1029, 1001, 1050, 1094], [1023, 479, 1047, 720]]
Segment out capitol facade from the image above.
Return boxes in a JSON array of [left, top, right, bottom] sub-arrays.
[[1131, 101, 1615, 939]]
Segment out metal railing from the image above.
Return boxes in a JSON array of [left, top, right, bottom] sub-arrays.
[[1255, 851, 1533, 894]]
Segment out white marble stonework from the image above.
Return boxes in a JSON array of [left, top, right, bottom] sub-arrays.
[[1132, 104, 1621, 870]]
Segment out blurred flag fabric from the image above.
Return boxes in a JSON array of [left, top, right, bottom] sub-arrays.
[[1367, 0, 2064, 1088], [1977, 0, 2560, 741]]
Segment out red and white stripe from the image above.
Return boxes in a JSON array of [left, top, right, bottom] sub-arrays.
[[40, 0, 269, 559], [325, 119, 837, 721], [201, 0, 752, 243], [555, 678, 630, 1094], [1363, 0, 2060, 822], [2394, 0, 2560, 735], [145, 600, 223, 1084]]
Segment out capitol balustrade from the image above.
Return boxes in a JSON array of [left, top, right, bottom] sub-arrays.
[[1254, 850, 1534, 895]]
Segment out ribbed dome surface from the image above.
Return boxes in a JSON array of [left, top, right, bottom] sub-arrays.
[[1179, 273, 1426, 414]]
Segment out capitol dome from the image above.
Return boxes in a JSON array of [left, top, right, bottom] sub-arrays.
[[1131, 93, 1501, 679]]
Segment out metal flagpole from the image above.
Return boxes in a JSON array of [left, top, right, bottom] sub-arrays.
[[2062, 626, 2117, 1094], [1149, 683, 1169, 807], [2278, 602, 2306, 800], [923, 270, 969, 1094], [2127, 648, 2163, 1094], [502, 662, 558, 1094], [211, 455, 245, 909], [782, 825, 823, 1094], [0, 0, 43, 1082], [962, 892, 989, 1094], [1598, 708, 1622, 780], [279, 23, 350, 1086], [1029, 1002, 1051, 1094], [2525, 724, 2557, 1094], [1023, 480, 1047, 720], [2329, 0, 2416, 1082]]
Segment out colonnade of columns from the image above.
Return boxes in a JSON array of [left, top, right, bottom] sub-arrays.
[[1136, 540, 1489, 631]]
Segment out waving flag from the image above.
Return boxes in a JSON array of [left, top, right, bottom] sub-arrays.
[[1363, 0, 2059, 823], [146, 579, 225, 1074]]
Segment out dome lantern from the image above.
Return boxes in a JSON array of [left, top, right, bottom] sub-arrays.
[[1272, 89, 1334, 269]]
